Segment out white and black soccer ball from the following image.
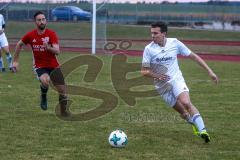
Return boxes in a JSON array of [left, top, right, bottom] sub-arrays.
[[108, 129, 128, 148]]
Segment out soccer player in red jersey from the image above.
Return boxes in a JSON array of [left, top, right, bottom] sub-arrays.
[[12, 11, 68, 116]]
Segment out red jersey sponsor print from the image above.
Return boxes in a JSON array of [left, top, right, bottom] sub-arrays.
[[22, 29, 59, 68]]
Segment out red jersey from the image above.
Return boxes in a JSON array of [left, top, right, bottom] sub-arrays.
[[22, 29, 60, 68]]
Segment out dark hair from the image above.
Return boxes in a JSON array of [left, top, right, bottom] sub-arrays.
[[151, 22, 168, 33], [33, 11, 45, 20]]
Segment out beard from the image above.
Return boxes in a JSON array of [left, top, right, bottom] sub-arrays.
[[38, 24, 46, 30], [152, 38, 159, 44]]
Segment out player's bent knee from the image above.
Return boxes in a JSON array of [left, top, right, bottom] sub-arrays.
[[180, 100, 192, 108], [41, 81, 49, 88], [40, 77, 50, 87]]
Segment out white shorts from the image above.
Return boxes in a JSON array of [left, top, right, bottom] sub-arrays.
[[155, 76, 189, 107], [0, 33, 9, 48]]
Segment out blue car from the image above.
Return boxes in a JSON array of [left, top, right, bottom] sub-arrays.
[[51, 6, 91, 21]]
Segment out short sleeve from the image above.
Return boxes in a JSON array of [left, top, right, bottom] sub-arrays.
[[142, 47, 151, 68], [50, 31, 59, 44], [21, 32, 31, 45], [176, 39, 191, 56]]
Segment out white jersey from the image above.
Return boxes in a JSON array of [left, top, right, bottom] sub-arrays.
[[142, 38, 191, 81], [142, 38, 191, 107], [0, 14, 5, 30]]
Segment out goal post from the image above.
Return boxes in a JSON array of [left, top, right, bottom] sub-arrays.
[[91, 0, 96, 54], [91, 0, 108, 55]]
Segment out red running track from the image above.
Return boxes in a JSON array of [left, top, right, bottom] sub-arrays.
[[8, 38, 240, 46], [9, 39, 240, 62], [60, 47, 240, 62]]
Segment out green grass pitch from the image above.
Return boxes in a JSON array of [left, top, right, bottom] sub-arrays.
[[0, 51, 239, 159], [0, 20, 240, 159]]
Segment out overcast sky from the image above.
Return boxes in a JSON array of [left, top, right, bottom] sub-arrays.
[[1, 0, 240, 3]]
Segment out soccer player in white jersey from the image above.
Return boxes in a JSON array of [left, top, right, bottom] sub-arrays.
[[0, 14, 13, 72], [141, 22, 219, 143]]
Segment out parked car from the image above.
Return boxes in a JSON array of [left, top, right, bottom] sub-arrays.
[[51, 6, 91, 21]]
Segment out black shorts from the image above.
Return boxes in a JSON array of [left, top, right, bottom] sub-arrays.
[[35, 68, 65, 85]]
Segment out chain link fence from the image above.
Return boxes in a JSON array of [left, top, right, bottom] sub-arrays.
[[1, 2, 240, 30], [110, 2, 240, 24]]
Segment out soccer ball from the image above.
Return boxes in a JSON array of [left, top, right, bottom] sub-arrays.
[[108, 129, 128, 148]]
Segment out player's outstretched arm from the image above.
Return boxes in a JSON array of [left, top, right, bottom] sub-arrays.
[[12, 40, 24, 72], [141, 67, 170, 81], [188, 52, 219, 84]]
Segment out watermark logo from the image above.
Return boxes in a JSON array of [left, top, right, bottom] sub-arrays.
[[103, 40, 132, 54], [120, 112, 182, 123], [50, 41, 171, 121]]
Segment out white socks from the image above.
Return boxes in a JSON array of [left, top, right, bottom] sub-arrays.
[[0, 53, 12, 69], [192, 113, 206, 132], [6, 53, 12, 68]]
